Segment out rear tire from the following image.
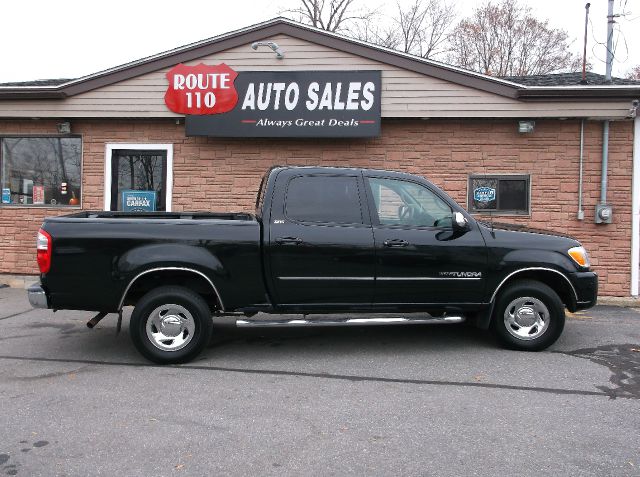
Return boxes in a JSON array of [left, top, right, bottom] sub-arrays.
[[130, 286, 213, 364], [492, 280, 565, 351]]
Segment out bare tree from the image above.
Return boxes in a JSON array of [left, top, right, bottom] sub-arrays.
[[285, 0, 372, 32], [626, 65, 640, 80], [347, 0, 455, 60], [568, 54, 593, 74], [348, 21, 401, 50], [447, 0, 575, 76], [395, 0, 456, 58]]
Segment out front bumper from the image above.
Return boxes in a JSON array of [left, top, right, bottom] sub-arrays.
[[571, 271, 598, 310], [27, 283, 49, 309]]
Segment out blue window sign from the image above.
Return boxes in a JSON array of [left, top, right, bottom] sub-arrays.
[[122, 190, 156, 212], [1, 188, 10, 204], [473, 187, 496, 203]]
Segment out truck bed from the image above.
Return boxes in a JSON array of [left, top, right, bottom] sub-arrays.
[[59, 211, 255, 221], [40, 210, 265, 312]]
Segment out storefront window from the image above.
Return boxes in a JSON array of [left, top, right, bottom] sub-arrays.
[[0, 137, 82, 207], [110, 149, 167, 212], [468, 174, 530, 215]]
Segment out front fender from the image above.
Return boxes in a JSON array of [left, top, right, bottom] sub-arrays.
[[497, 249, 578, 272], [485, 249, 579, 303]]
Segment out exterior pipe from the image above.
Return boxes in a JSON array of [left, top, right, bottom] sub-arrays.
[[87, 312, 107, 329], [631, 116, 640, 296], [577, 119, 585, 220], [601, 120, 609, 203], [601, 0, 613, 212]]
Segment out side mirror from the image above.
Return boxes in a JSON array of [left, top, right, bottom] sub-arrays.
[[453, 212, 469, 232], [435, 212, 469, 241]]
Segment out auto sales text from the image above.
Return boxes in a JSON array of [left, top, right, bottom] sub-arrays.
[[241, 81, 376, 111]]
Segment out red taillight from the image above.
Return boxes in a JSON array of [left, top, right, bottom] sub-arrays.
[[36, 228, 52, 274]]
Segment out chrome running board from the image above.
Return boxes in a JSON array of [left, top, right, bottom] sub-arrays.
[[236, 315, 465, 328]]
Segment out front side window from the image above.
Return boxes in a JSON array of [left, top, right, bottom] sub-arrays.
[[367, 177, 452, 227], [468, 175, 530, 215], [0, 137, 82, 207], [285, 175, 363, 224]]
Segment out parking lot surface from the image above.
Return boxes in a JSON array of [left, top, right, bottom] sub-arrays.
[[0, 287, 639, 476]]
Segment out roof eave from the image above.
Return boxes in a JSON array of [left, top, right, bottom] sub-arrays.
[[0, 89, 66, 99], [0, 18, 522, 100], [518, 87, 640, 101]]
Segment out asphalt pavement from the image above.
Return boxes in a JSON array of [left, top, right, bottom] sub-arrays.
[[0, 287, 639, 476]]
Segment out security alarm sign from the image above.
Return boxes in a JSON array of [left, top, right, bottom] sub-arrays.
[[164, 63, 238, 115], [177, 68, 381, 138]]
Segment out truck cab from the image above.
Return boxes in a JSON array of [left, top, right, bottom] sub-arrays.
[[261, 167, 488, 311]]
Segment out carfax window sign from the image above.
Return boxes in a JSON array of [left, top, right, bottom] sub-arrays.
[[122, 190, 156, 212], [163, 63, 381, 138], [471, 178, 498, 210], [474, 186, 496, 203]]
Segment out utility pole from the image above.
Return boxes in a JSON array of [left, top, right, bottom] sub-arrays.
[[596, 0, 616, 224], [605, 0, 614, 82], [582, 3, 590, 83]]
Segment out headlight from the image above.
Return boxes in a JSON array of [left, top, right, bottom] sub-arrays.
[[568, 246, 590, 268]]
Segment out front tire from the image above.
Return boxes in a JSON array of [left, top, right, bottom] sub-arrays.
[[130, 286, 213, 364], [492, 280, 565, 351]]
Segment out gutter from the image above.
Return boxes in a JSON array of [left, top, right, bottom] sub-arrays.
[[632, 115, 640, 296], [0, 91, 66, 99], [518, 86, 640, 101]]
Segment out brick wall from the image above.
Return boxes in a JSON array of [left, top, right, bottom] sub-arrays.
[[0, 118, 634, 296]]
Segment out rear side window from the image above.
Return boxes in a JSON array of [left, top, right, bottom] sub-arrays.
[[285, 175, 363, 224]]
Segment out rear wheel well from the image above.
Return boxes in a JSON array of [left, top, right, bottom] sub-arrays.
[[493, 270, 576, 311], [121, 270, 221, 312]]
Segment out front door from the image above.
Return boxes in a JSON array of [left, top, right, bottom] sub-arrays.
[[365, 176, 488, 305], [110, 149, 167, 211], [266, 172, 375, 307]]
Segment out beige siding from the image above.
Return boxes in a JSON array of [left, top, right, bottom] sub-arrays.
[[0, 34, 632, 118]]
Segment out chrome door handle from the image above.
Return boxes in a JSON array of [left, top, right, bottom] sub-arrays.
[[275, 236, 303, 245], [383, 239, 409, 248]]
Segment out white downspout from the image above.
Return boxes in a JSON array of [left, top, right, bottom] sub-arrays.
[[631, 116, 640, 296]]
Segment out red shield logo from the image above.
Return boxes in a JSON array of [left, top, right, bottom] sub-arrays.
[[164, 63, 238, 115]]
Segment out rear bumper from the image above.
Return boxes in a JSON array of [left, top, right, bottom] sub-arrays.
[[571, 271, 598, 310], [27, 283, 49, 309]]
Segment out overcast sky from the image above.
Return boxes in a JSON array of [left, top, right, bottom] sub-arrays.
[[0, 0, 637, 83]]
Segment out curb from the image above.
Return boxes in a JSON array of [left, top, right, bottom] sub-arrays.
[[596, 296, 640, 308], [0, 275, 39, 289]]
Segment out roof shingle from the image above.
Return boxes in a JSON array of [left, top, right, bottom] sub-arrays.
[[0, 78, 73, 87], [500, 72, 640, 86]]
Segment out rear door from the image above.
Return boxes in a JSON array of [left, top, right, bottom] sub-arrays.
[[266, 171, 375, 306], [365, 176, 488, 305]]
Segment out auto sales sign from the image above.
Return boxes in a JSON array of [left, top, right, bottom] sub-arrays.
[[164, 63, 381, 138]]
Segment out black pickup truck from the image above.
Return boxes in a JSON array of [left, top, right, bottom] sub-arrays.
[[29, 166, 597, 363]]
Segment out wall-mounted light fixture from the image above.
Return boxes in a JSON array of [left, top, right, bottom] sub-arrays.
[[57, 121, 71, 134], [629, 99, 639, 119], [518, 120, 535, 133], [251, 41, 285, 59]]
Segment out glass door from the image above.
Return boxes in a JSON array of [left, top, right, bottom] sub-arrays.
[[110, 149, 167, 211]]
